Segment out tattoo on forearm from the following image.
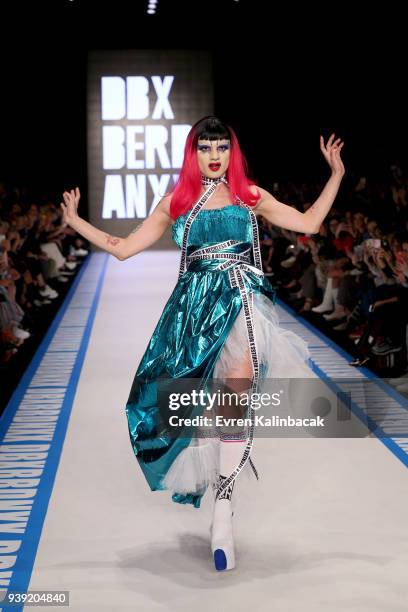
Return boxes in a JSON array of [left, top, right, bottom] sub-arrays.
[[104, 233, 121, 247]]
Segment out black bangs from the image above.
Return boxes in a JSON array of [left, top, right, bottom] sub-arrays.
[[195, 116, 231, 142]]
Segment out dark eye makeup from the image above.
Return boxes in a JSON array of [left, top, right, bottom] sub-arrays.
[[197, 144, 229, 152]]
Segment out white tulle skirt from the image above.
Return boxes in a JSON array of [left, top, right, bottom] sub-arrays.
[[162, 292, 317, 497]]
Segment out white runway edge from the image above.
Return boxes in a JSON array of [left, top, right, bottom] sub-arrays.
[[0, 251, 407, 611]]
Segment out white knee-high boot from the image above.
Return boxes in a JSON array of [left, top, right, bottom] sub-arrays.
[[210, 429, 247, 571]]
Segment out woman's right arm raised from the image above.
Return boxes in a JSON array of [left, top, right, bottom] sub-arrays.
[[60, 188, 173, 261]]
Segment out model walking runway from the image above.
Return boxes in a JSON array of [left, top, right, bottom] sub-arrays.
[[3, 250, 405, 610]]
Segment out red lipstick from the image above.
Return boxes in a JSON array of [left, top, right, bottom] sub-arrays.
[[209, 163, 221, 171]]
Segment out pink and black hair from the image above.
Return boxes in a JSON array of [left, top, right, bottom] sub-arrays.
[[167, 116, 261, 220]]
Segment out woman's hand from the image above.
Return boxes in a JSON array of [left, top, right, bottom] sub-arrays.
[[377, 247, 393, 261], [320, 133, 345, 177], [393, 270, 407, 283], [394, 259, 408, 278], [334, 221, 352, 238], [60, 188, 81, 226], [346, 248, 358, 266]]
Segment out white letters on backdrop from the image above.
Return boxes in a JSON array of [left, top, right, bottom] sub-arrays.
[[100, 76, 190, 218]]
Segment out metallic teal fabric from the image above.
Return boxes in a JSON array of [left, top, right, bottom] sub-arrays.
[[125, 205, 277, 508]]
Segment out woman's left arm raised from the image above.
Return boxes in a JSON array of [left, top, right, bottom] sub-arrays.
[[253, 133, 345, 234]]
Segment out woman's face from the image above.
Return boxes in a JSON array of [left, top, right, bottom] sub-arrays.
[[353, 212, 365, 227], [197, 138, 230, 179], [390, 237, 401, 254], [15, 216, 26, 230], [329, 219, 339, 235], [367, 221, 380, 237]]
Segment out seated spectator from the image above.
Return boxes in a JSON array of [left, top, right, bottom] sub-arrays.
[[0, 182, 89, 369]]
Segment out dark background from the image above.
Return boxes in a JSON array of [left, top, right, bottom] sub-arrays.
[[0, 0, 406, 209]]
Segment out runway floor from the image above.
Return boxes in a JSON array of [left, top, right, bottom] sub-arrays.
[[1, 251, 407, 611]]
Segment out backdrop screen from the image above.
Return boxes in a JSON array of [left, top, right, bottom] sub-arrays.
[[87, 49, 213, 249]]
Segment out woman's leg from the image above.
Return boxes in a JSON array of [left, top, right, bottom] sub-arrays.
[[211, 347, 253, 571], [312, 276, 334, 312]]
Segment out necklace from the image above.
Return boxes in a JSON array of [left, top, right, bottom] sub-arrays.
[[200, 172, 228, 186]]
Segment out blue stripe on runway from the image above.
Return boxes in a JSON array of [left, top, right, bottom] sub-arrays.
[[0, 252, 109, 609], [0, 263, 406, 607], [276, 298, 408, 468]]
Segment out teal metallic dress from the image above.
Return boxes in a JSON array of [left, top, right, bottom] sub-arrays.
[[125, 179, 313, 508]]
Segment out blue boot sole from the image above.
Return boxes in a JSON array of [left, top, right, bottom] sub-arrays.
[[213, 549, 227, 570]]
